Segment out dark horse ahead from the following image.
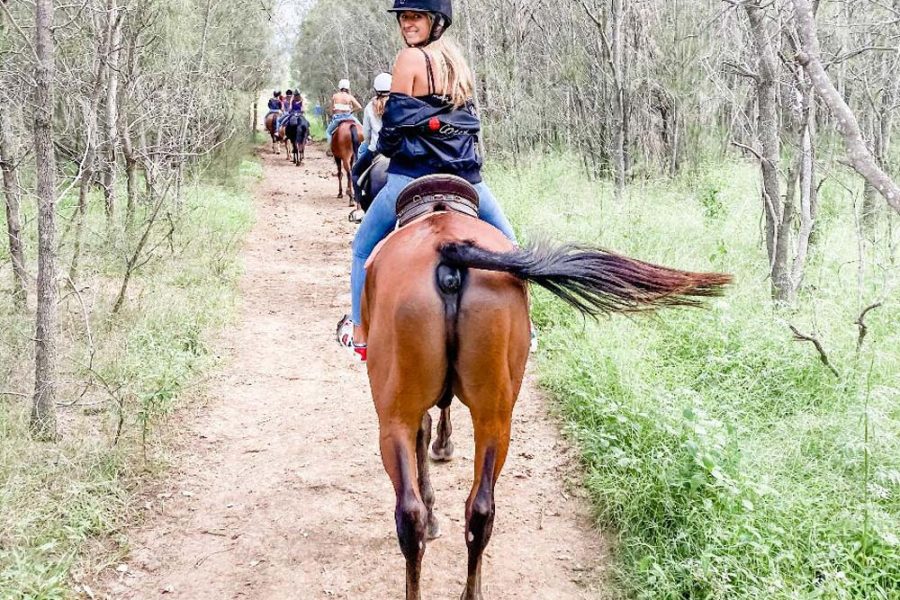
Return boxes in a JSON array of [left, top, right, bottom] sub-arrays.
[[283, 113, 310, 166]]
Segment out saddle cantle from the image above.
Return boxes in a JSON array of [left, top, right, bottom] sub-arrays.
[[395, 174, 480, 228]]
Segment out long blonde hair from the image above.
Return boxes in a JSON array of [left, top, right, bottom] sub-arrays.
[[372, 94, 389, 117], [427, 36, 475, 108], [411, 14, 474, 108]]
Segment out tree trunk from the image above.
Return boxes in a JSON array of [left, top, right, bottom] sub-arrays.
[[32, 0, 59, 441], [611, 0, 627, 198], [792, 0, 900, 215], [102, 0, 122, 220], [461, 0, 487, 159], [0, 105, 27, 307], [862, 41, 900, 228], [70, 15, 112, 282], [121, 116, 138, 229], [745, 1, 790, 302], [790, 107, 816, 297]]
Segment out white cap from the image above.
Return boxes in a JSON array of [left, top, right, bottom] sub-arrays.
[[373, 73, 393, 93], [338, 78, 351, 90]]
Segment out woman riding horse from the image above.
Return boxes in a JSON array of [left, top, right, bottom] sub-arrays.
[[282, 98, 309, 165], [351, 72, 392, 203], [336, 3, 731, 600], [275, 89, 297, 132], [264, 91, 284, 152], [326, 79, 363, 148], [336, 0, 516, 361]]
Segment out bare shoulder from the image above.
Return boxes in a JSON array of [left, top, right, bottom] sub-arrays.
[[394, 47, 426, 73]]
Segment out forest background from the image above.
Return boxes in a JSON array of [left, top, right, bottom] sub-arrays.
[[2, 0, 899, 598]]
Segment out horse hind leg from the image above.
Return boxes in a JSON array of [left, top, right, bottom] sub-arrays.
[[416, 411, 441, 539], [345, 160, 354, 206], [429, 404, 455, 462], [335, 158, 343, 198], [380, 421, 429, 600], [459, 408, 512, 600], [454, 306, 525, 600]]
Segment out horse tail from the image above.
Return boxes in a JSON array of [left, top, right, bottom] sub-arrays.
[[438, 240, 731, 316]]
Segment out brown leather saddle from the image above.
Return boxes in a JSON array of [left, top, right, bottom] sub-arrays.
[[395, 174, 480, 228]]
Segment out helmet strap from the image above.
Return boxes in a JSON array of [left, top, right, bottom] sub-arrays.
[[428, 15, 448, 43]]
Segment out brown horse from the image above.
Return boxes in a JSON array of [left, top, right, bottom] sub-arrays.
[[330, 120, 362, 206], [279, 124, 292, 159], [264, 112, 282, 154], [361, 182, 731, 600]]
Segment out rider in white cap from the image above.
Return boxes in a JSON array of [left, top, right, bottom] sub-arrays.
[[326, 78, 363, 147], [351, 72, 392, 199]]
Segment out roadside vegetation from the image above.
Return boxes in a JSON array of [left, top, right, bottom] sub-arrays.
[[0, 153, 259, 598], [493, 154, 899, 599]]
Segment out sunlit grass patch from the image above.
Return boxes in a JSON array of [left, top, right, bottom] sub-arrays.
[[491, 153, 900, 598], [0, 158, 257, 598]]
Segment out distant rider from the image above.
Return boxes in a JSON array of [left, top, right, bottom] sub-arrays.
[[325, 79, 363, 147], [266, 90, 282, 115], [351, 73, 392, 200], [276, 89, 295, 131]]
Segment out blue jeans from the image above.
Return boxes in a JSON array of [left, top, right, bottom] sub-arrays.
[[350, 173, 516, 325], [326, 114, 361, 145]]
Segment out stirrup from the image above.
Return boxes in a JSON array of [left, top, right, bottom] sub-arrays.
[[336, 314, 354, 348], [336, 315, 368, 363], [348, 208, 364, 224]]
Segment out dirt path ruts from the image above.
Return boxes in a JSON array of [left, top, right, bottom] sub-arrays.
[[96, 144, 609, 599]]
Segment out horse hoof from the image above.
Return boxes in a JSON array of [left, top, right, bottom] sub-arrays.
[[427, 514, 441, 540], [429, 442, 454, 462]]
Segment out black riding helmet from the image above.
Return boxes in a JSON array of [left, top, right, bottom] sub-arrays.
[[273, 90, 279, 97], [387, 0, 452, 45], [286, 89, 293, 96]]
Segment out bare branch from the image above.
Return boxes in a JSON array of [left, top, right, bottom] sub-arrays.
[[789, 324, 840, 378], [855, 302, 883, 353]]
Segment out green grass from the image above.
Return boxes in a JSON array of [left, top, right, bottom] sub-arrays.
[[307, 116, 326, 141], [0, 158, 259, 598], [490, 154, 900, 599]]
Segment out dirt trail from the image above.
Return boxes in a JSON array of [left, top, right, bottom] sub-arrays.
[[97, 144, 608, 599]]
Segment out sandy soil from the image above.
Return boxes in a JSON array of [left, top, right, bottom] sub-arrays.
[[95, 144, 609, 599]]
